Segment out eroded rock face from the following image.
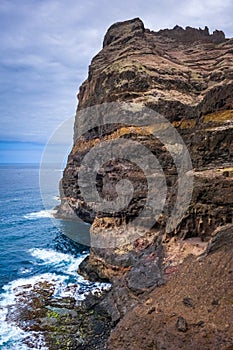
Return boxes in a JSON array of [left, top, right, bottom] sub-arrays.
[[55, 18, 233, 349], [60, 18, 233, 270]]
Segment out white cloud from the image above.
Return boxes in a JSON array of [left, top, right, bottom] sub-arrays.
[[0, 0, 232, 145]]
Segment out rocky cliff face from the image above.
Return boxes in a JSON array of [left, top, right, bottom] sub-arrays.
[[58, 18, 233, 349], [61, 17, 232, 257]]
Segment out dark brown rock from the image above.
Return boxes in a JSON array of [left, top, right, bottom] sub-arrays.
[[126, 249, 164, 294], [60, 18, 233, 252], [176, 316, 188, 332], [206, 224, 233, 254], [157, 25, 225, 43], [183, 297, 195, 308], [103, 17, 145, 48], [55, 18, 233, 350]]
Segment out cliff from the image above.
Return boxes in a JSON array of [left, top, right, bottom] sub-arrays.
[[58, 18, 233, 349]]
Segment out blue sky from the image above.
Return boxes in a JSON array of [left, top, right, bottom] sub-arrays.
[[0, 0, 232, 163]]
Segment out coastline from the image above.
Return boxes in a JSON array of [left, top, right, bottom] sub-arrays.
[[3, 17, 232, 350], [53, 18, 233, 349]]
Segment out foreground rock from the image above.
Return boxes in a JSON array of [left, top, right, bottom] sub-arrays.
[[5, 225, 233, 349], [6, 280, 111, 350], [108, 225, 233, 350]]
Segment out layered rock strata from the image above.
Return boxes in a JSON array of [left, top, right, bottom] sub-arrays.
[[57, 18, 233, 349], [61, 17, 232, 263]]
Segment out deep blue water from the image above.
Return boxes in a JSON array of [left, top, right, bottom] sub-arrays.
[[0, 164, 109, 349], [0, 163, 87, 289]]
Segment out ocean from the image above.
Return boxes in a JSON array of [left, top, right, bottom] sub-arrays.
[[0, 164, 109, 349]]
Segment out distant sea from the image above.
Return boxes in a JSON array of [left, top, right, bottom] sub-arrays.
[[0, 164, 108, 349]]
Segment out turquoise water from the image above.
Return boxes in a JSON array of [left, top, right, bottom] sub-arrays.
[[0, 164, 109, 349]]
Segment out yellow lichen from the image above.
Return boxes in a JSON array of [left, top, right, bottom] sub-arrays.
[[173, 119, 196, 129], [71, 123, 169, 154], [103, 60, 147, 75], [190, 71, 203, 81], [217, 167, 233, 172], [203, 110, 233, 123]]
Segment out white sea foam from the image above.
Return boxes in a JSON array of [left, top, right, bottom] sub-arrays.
[[0, 325, 47, 350], [19, 267, 33, 275], [28, 248, 111, 296], [29, 248, 86, 275], [2, 273, 66, 299], [0, 320, 31, 350], [23, 209, 57, 220], [0, 249, 111, 348], [0, 273, 71, 349], [0, 275, 50, 349]]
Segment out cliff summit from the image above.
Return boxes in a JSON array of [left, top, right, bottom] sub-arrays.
[[57, 18, 233, 349]]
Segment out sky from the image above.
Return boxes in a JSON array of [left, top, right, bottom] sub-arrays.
[[0, 0, 232, 163]]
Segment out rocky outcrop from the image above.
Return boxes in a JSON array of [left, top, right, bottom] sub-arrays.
[[61, 17, 232, 259], [57, 18, 233, 349], [156, 25, 225, 43], [6, 280, 112, 350]]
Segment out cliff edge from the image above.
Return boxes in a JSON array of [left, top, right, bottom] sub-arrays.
[[58, 18, 233, 349]]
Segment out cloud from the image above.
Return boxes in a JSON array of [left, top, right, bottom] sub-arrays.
[[0, 0, 232, 148]]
